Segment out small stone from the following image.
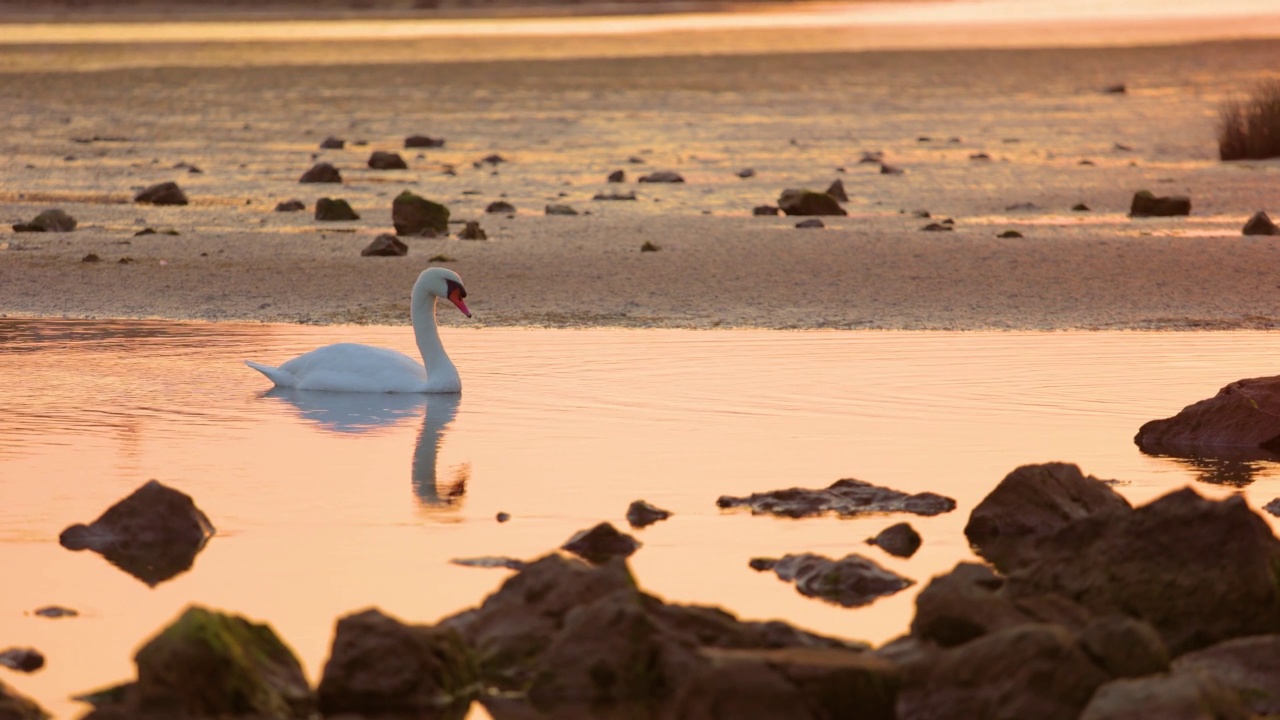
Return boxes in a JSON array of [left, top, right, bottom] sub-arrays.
[[640, 241, 660, 252], [81, 253, 101, 262], [752, 205, 780, 216], [606, 169, 626, 183], [480, 153, 505, 165], [496, 512, 511, 523], [450, 556, 526, 571], [360, 234, 408, 257], [638, 171, 684, 183], [880, 163, 904, 175], [795, 218, 825, 229], [866, 522, 922, 558], [1103, 83, 1127, 94], [134, 181, 188, 206], [1243, 211, 1280, 236], [299, 162, 341, 183], [593, 190, 637, 201], [274, 199, 306, 212], [427, 254, 454, 262], [625, 499, 671, 527], [970, 152, 992, 160], [1079, 159, 1096, 166], [736, 168, 756, 178], [748, 557, 777, 571], [998, 230, 1024, 238], [404, 135, 445, 148], [545, 204, 578, 216], [134, 227, 156, 236], [367, 151, 408, 170], [922, 222, 953, 231], [485, 200, 515, 213], [118, 257, 134, 264], [1130, 190, 1190, 217], [315, 198, 359, 221], [33, 606, 78, 618], [1072, 203, 1091, 211], [320, 136, 345, 149], [457, 221, 487, 240], [0, 648, 43, 673]]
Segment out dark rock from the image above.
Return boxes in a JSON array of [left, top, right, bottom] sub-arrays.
[[998, 230, 1024, 238], [33, 605, 78, 618], [921, 222, 953, 231], [404, 135, 445, 148], [133, 181, 188, 206], [1129, 190, 1191, 217], [0, 678, 47, 720], [777, 188, 846, 216], [1113, 142, 1134, 151], [561, 522, 640, 564], [1079, 671, 1249, 720], [1005, 201, 1039, 211], [736, 168, 756, 178], [1077, 615, 1170, 678], [1007, 487, 1280, 654], [1072, 202, 1091, 211], [752, 205, 780, 216], [770, 553, 913, 607], [496, 512, 510, 522], [626, 500, 672, 528], [479, 153, 505, 165], [964, 462, 1131, 571], [970, 152, 992, 160], [1079, 159, 1096, 165], [367, 151, 408, 170], [628, 155, 645, 164], [457, 221, 487, 240], [319, 136, 345, 149], [545, 204, 578, 216], [299, 162, 341, 183], [606, 169, 626, 183], [274, 199, 306, 212], [825, 179, 848, 202], [1135, 375, 1280, 455], [1265, 498, 1280, 516], [81, 253, 101, 263], [718, 477, 955, 519], [0, 648, 43, 673], [450, 556, 527, 571], [392, 190, 449, 236], [880, 163, 904, 175], [485, 200, 515, 213], [315, 197, 359, 221], [361, 233, 408, 257], [592, 190, 637, 201], [1102, 83, 1127, 94], [79, 606, 313, 719], [59, 480, 214, 586], [1171, 635, 1280, 714], [134, 228, 156, 236], [866, 522, 921, 558], [859, 151, 884, 163], [317, 608, 477, 716], [12, 208, 76, 232], [1243, 210, 1280, 235], [897, 624, 1110, 720], [638, 171, 684, 183], [795, 218, 824, 229], [117, 257, 134, 264], [640, 241, 660, 252], [749, 557, 776, 571]]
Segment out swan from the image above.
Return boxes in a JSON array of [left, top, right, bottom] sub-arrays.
[[245, 267, 471, 393]]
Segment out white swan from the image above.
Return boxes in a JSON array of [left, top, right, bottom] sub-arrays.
[[245, 267, 471, 393]]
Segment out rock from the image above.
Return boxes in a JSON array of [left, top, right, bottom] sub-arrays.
[[964, 462, 1131, 571], [404, 135, 445, 148], [736, 168, 756, 178], [495, 512, 511, 523], [717, 477, 955, 519], [12, 208, 76, 232], [450, 556, 527, 570], [0, 648, 43, 673], [1079, 671, 1249, 720], [1006, 487, 1280, 654], [859, 150, 884, 163], [795, 218, 824, 229], [592, 190, 637, 201], [479, 153, 505, 165], [360, 233, 407, 257], [0, 678, 47, 720], [1265, 498, 1280, 516], [392, 190, 449, 236], [1171, 635, 1280, 714], [1072, 202, 1091, 211], [1129, 189, 1191, 217], [897, 624, 1111, 720], [33, 605, 78, 618], [969, 152, 992, 160], [768, 553, 913, 607], [133, 181, 188, 206], [825, 179, 848, 202], [561, 522, 640, 564], [1077, 615, 1170, 678], [485, 200, 515, 213], [545, 204, 578, 216], [752, 205, 780, 216], [606, 169, 625, 183], [921, 222, 952, 231], [81, 253, 100, 263], [626, 500, 672, 528], [317, 608, 477, 716], [866, 522, 921, 558], [78, 606, 313, 719], [319, 136, 345, 149], [880, 163, 904, 175], [777, 188, 846, 216], [314, 197, 359, 221], [274, 199, 306, 212], [59, 480, 214, 586], [367, 150, 408, 170], [299, 162, 342, 183], [1243, 210, 1280, 235], [1135, 374, 1280, 455], [1005, 201, 1039, 211], [998, 230, 1023, 238], [640, 241, 660, 252], [1103, 83, 1127, 94], [638, 171, 684, 183], [457, 221, 486, 240]]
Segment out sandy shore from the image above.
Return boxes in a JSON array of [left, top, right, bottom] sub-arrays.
[[3, 32, 1280, 331]]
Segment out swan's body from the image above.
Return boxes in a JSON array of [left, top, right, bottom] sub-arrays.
[[245, 267, 470, 393]]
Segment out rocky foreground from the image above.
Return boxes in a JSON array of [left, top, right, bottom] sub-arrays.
[[4, 460, 1279, 719]]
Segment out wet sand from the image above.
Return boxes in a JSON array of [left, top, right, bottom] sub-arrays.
[[2, 24, 1280, 330]]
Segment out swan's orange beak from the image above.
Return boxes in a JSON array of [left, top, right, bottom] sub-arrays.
[[448, 287, 472, 318]]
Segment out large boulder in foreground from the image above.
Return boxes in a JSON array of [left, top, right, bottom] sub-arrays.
[[1079, 671, 1249, 720], [1171, 635, 1280, 715], [59, 480, 214, 586], [1135, 375, 1280, 457], [78, 606, 313, 719], [133, 181, 188, 206], [1006, 487, 1280, 654], [964, 462, 1131, 570], [717, 478, 955, 519], [392, 190, 450, 236], [777, 188, 847, 216], [1129, 189, 1190, 216], [0, 677, 48, 720]]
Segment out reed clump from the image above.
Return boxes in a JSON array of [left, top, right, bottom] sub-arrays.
[[1217, 79, 1280, 161]]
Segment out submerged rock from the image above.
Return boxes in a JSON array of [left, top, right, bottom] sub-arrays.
[[133, 181, 188, 206], [561, 522, 641, 564], [392, 190, 449, 236], [59, 480, 214, 586], [1129, 190, 1190, 217], [717, 477, 955, 519], [360, 233, 407, 257], [12, 208, 76, 232], [0, 648, 44, 673], [299, 162, 341, 183], [866, 522, 921, 558], [767, 553, 913, 607], [1135, 375, 1280, 457], [1243, 210, 1280, 236], [314, 197, 359, 221], [777, 188, 846, 216], [625, 500, 672, 528]]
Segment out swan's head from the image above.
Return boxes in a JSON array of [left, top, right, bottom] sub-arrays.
[[414, 267, 471, 318]]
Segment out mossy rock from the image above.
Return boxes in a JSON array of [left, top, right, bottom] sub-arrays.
[[392, 190, 450, 236]]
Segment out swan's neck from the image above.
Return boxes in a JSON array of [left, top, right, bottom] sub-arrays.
[[412, 297, 459, 390]]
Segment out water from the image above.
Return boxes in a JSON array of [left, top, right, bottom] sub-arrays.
[[3, 319, 1280, 717]]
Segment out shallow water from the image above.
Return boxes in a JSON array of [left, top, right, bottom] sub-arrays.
[[3, 319, 1280, 717]]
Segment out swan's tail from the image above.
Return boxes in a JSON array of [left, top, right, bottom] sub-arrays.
[[244, 360, 296, 388]]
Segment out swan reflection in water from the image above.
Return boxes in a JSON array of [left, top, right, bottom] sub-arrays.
[[260, 388, 468, 509]]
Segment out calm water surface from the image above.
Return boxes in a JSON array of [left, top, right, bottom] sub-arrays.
[[4, 320, 1280, 717]]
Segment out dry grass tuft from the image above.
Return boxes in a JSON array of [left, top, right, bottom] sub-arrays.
[[1218, 79, 1280, 161]]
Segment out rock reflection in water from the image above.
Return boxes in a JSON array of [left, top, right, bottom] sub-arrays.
[[1138, 444, 1277, 487], [261, 389, 467, 509]]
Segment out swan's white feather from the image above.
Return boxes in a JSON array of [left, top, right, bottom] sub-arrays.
[[247, 343, 432, 393]]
